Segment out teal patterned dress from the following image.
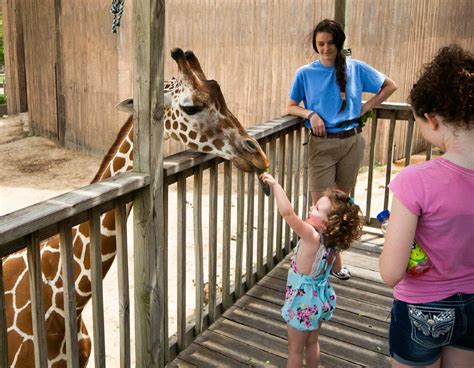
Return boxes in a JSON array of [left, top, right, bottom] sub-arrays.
[[281, 240, 337, 331]]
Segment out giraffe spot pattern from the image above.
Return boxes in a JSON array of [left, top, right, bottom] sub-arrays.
[[212, 138, 224, 150], [179, 133, 188, 143], [188, 142, 198, 150], [189, 130, 197, 140], [202, 145, 213, 152], [173, 121, 178, 130], [199, 135, 208, 143], [121, 140, 131, 153], [165, 119, 171, 130], [171, 133, 179, 141], [180, 123, 188, 131], [113, 157, 126, 172]]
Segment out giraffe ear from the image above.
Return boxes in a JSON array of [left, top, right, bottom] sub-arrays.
[[115, 98, 135, 114]]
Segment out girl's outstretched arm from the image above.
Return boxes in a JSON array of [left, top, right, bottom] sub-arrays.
[[379, 196, 417, 287], [260, 173, 317, 242]]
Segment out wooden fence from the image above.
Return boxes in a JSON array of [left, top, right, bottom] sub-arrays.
[[3, 0, 472, 160], [1, 103, 425, 366]]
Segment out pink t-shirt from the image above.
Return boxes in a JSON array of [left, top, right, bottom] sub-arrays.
[[388, 157, 474, 303]]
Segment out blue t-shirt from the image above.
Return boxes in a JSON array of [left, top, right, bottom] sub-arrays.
[[289, 59, 385, 132]]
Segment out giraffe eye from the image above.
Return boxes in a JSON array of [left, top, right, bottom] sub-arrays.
[[243, 139, 259, 153], [180, 105, 204, 115]]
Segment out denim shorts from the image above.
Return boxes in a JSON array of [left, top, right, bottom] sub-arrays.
[[389, 293, 474, 366]]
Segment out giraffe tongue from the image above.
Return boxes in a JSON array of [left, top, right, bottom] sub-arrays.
[[260, 180, 271, 196], [257, 170, 271, 196]]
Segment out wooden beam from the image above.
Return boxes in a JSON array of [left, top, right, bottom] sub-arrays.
[[0, 173, 149, 252], [2, 0, 28, 113], [59, 220, 80, 368], [53, 0, 66, 146], [334, 0, 346, 30], [115, 198, 131, 368], [26, 233, 48, 367], [132, 0, 166, 366]]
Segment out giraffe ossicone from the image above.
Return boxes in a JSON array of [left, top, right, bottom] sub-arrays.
[[3, 48, 270, 367]]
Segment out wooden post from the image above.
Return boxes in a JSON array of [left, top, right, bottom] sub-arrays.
[[133, 0, 165, 366], [334, 0, 346, 30], [54, 0, 66, 146], [2, 0, 28, 113]]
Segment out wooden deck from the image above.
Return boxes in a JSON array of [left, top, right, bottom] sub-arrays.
[[168, 231, 393, 367]]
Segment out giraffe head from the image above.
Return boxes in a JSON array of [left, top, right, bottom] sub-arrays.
[[118, 48, 270, 173]]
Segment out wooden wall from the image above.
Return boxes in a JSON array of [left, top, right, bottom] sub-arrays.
[[57, 1, 127, 154], [2, 0, 27, 114], [3, 0, 130, 155], [3, 0, 473, 161], [20, 0, 58, 140], [344, 0, 473, 163]]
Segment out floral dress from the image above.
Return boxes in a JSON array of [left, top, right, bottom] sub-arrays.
[[281, 240, 337, 331]]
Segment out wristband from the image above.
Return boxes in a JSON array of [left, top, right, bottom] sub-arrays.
[[307, 111, 316, 120]]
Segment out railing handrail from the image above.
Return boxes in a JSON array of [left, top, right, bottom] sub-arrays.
[[0, 173, 149, 254]]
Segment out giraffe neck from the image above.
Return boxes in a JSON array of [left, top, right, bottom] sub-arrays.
[[72, 115, 134, 310], [92, 115, 134, 182]]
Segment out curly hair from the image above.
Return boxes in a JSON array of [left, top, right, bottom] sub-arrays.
[[312, 19, 347, 112], [409, 44, 473, 130], [321, 189, 363, 252]]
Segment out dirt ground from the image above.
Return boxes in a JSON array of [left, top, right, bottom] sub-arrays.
[[0, 113, 102, 215]]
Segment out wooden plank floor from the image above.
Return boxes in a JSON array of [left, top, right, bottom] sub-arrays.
[[169, 232, 393, 367]]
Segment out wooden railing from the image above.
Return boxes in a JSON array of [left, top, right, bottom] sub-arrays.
[[161, 115, 308, 362], [0, 173, 149, 367], [0, 102, 424, 366], [362, 102, 429, 225]]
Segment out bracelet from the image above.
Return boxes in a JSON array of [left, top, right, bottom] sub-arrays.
[[307, 111, 316, 120]]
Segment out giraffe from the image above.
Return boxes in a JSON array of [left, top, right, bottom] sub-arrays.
[[2, 48, 270, 367]]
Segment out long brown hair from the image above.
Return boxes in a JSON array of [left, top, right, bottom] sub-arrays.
[[312, 19, 347, 112]]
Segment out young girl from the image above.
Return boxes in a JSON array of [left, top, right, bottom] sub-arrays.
[[260, 173, 363, 367], [379, 45, 474, 367]]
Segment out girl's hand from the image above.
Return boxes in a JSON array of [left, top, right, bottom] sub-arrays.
[[259, 173, 276, 187], [310, 112, 326, 136]]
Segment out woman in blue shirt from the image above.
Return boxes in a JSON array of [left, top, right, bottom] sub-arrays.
[[288, 19, 397, 279]]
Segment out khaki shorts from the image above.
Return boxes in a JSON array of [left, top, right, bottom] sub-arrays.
[[308, 133, 365, 192]]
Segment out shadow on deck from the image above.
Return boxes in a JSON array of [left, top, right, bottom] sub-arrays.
[[168, 231, 393, 367]]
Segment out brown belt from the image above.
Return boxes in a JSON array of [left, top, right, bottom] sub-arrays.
[[315, 125, 362, 139]]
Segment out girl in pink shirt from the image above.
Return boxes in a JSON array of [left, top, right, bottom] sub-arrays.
[[379, 45, 474, 367]]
